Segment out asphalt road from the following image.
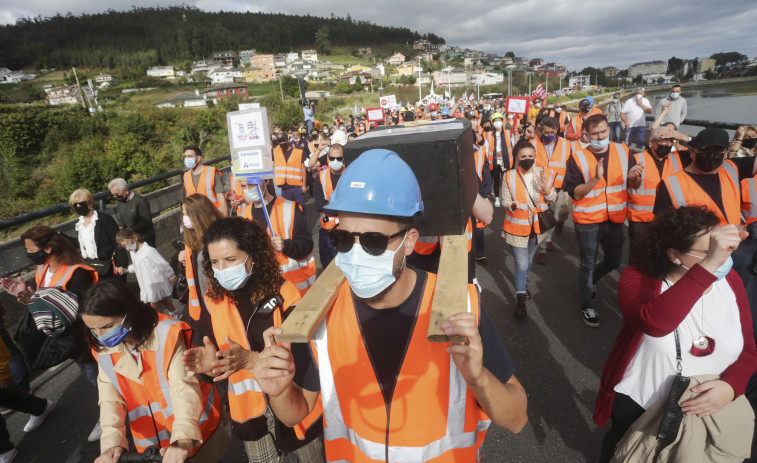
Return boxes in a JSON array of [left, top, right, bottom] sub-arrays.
[[4, 197, 631, 462]]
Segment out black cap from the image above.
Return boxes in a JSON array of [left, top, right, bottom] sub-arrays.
[[689, 128, 730, 149], [579, 98, 591, 107], [276, 132, 288, 142]]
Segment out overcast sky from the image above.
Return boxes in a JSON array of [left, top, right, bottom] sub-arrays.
[[2, 0, 756, 71]]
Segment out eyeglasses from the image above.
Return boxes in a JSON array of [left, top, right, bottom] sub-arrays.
[[328, 156, 343, 161], [328, 229, 407, 256]]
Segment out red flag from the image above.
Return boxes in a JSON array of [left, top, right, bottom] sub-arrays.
[[532, 83, 546, 101]]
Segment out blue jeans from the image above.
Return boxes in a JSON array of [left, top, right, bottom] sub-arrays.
[[627, 126, 646, 148], [318, 226, 338, 268], [575, 222, 625, 308], [474, 227, 485, 257], [608, 122, 622, 143], [509, 235, 539, 293]]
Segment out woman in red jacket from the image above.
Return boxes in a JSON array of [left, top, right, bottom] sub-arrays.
[[595, 206, 757, 462]]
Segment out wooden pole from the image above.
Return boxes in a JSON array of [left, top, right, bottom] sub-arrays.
[[427, 234, 469, 343]]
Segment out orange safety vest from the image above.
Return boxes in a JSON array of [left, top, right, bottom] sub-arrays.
[[539, 137, 571, 190], [742, 176, 757, 225], [35, 263, 98, 290], [183, 166, 222, 212], [627, 150, 683, 223], [571, 143, 630, 224], [502, 168, 550, 236], [549, 109, 570, 132], [312, 272, 490, 462], [413, 220, 473, 256], [204, 282, 322, 438], [565, 108, 602, 141], [96, 314, 221, 454], [480, 130, 495, 170], [319, 170, 340, 231], [663, 161, 741, 226], [229, 173, 247, 216], [184, 246, 203, 322], [243, 198, 317, 294], [273, 147, 304, 187]]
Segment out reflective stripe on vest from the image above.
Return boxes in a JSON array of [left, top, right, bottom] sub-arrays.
[[571, 143, 629, 224], [319, 170, 339, 230], [545, 138, 571, 189], [313, 275, 490, 462], [183, 166, 220, 210], [502, 169, 548, 236], [414, 236, 440, 255], [273, 148, 304, 186], [35, 263, 98, 290], [184, 246, 203, 321], [742, 176, 757, 225], [627, 150, 683, 222], [664, 161, 741, 226]]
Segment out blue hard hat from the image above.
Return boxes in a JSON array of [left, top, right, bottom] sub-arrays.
[[323, 149, 423, 217], [440, 107, 450, 116]]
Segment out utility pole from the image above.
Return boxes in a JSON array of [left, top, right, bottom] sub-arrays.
[[418, 57, 422, 103], [72, 67, 86, 109], [528, 72, 531, 95], [279, 76, 284, 99], [546, 73, 549, 95]]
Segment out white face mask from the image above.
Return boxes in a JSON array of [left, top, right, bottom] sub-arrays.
[[244, 186, 261, 203], [635, 94, 642, 100], [535, 102, 541, 108], [335, 232, 407, 299], [329, 159, 344, 171], [493, 121, 503, 130], [182, 215, 194, 230]]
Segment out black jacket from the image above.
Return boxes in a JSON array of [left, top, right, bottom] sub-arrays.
[[84, 211, 128, 267]]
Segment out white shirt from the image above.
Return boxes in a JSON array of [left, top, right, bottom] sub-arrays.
[[621, 97, 652, 128], [495, 132, 502, 154], [76, 210, 99, 259], [42, 269, 54, 287], [615, 278, 743, 409]]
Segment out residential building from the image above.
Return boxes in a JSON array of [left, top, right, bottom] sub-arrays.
[[200, 83, 249, 100], [628, 60, 667, 78], [374, 64, 385, 77], [239, 50, 257, 65], [208, 67, 244, 84], [305, 90, 330, 98], [433, 69, 467, 87], [358, 47, 372, 58], [301, 50, 318, 63], [212, 51, 237, 66], [240, 67, 267, 83], [338, 71, 372, 88], [192, 60, 221, 75], [286, 52, 299, 64], [95, 73, 117, 83], [413, 39, 429, 50], [397, 63, 420, 77], [1, 70, 34, 84], [569, 75, 591, 89], [529, 58, 544, 67], [250, 54, 277, 79], [146, 66, 176, 78], [154, 91, 207, 108], [273, 55, 286, 68], [346, 64, 373, 74], [45, 85, 82, 105], [471, 72, 504, 86], [513, 57, 529, 68], [602, 66, 619, 77], [385, 53, 406, 65]]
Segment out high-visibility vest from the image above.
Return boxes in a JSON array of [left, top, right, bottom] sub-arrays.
[[549, 109, 570, 132], [742, 176, 757, 225], [273, 147, 304, 186], [229, 173, 247, 216], [35, 263, 98, 290], [319, 170, 340, 230], [502, 168, 550, 236], [481, 130, 495, 170], [312, 272, 490, 462], [183, 166, 222, 212], [663, 161, 741, 226], [538, 137, 572, 189], [473, 140, 487, 232], [627, 150, 683, 223], [243, 198, 317, 295], [533, 138, 553, 168], [565, 108, 602, 141], [571, 143, 630, 224], [96, 314, 221, 454], [184, 246, 202, 322], [204, 282, 323, 439], [413, 220, 473, 256]]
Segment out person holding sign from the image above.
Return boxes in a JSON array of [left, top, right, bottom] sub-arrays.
[[239, 177, 317, 295], [182, 146, 227, 216]]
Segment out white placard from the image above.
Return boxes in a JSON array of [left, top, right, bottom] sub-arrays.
[[229, 111, 266, 149], [239, 103, 261, 110], [379, 94, 397, 109], [238, 149, 264, 170]]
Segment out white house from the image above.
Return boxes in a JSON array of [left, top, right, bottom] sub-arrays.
[[301, 50, 318, 63], [146, 66, 175, 78], [45, 85, 82, 105], [208, 67, 244, 84], [95, 73, 117, 83], [385, 53, 406, 66], [286, 52, 299, 64], [374, 64, 385, 76], [239, 50, 256, 65], [568, 75, 590, 89], [471, 73, 504, 86], [192, 60, 221, 75], [155, 90, 207, 108]]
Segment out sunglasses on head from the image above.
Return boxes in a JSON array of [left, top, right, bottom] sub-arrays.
[[328, 229, 407, 256], [328, 156, 343, 161]]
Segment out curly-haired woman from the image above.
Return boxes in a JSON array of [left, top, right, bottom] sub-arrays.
[[595, 206, 757, 461], [181, 217, 324, 462]]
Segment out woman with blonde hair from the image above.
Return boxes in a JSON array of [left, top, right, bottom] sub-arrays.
[[69, 188, 127, 278]]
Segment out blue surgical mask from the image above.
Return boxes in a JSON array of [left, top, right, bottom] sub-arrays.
[[244, 186, 260, 203], [590, 137, 610, 150], [93, 315, 131, 348], [322, 146, 330, 155], [329, 159, 344, 171], [184, 157, 196, 169], [213, 255, 253, 291], [713, 255, 733, 280], [541, 134, 556, 143], [670, 93, 680, 100], [555, 107, 562, 113], [612, 99, 619, 104], [335, 232, 407, 299]]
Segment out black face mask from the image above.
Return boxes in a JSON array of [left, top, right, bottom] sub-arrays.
[[654, 145, 673, 157], [581, 106, 591, 113], [73, 203, 90, 216], [483, 126, 492, 132], [115, 194, 128, 202], [27, 250, 48, 266], [743, 138, 757, 149], [693, 151, 725, 172], [279, 142, 289, 150], [519, 158, 535, 171]]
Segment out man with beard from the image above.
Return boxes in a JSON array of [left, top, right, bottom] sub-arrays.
[[655, 128, 757, 227], [253, 149, 527, 463]]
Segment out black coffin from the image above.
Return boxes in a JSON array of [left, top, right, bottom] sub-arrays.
[[342, 119, 477, 236]]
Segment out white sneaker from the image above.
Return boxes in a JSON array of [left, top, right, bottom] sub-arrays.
[[494, 197, 501, 207], [23, 399, 55, 432], [87, 420, 102, 442], [0, 449, 17, 463]]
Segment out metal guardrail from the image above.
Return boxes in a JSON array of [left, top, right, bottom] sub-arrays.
[[0, 155, 230, 231], [563, 108, 747, 131]]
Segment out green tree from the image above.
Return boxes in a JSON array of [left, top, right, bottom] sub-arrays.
[[704, 69, 717, 80], [710, 52, 748, 69], [333, 81, 352, 94], [315, 26, 331, 56], [667, 57, 684, 76], [505, 51, 515, 59], [351, 77, 363, 92]]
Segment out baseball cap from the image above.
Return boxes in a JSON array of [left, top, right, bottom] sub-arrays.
[[688, 128, 730, 149], [276, 132, 288, 142], [579, 98, 591, 107]]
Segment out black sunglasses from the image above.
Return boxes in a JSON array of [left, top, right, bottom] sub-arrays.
[[328, 156, 343, 161], [328, 229, 407, 256]]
